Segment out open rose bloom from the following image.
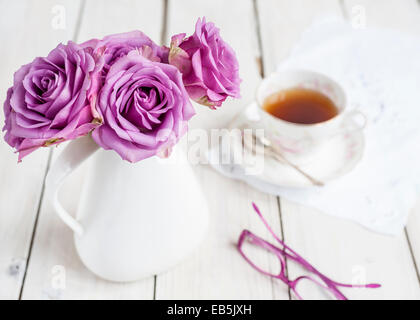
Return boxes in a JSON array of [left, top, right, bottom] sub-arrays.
[[3, 18, 240, 162], [92, 51, 195, 162], [3, 42, 101, 161]]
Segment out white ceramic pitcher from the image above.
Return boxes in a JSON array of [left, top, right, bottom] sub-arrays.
[[45, 135, 209, 282]]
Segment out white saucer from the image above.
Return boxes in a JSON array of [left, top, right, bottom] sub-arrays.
[[223, 103, 365, 188]]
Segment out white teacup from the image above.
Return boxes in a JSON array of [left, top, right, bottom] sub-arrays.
[[256, 70, 366, 161]]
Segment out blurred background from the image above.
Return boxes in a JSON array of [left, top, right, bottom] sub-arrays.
[[1, 0, 420, 300]]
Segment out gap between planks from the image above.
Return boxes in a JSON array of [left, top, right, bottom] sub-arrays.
[[18, 0, 420, 299], [18, 149, 53, 299], [255, 0, 420, 298], [252, 0, 266, 78], [252, 0, 289, 300], [153, 0, 169, 300], [340, 0, 420, 288], [18, 0, 87, 300], [402, 0, 420, 288]]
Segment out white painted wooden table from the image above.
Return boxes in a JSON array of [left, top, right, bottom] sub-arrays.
[[1, 0, 420, 300]]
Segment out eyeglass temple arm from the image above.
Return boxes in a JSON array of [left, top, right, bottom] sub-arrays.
[[331, 281, 381, 288], [251, 203, 381, 291], [252, 203, 304, 257]]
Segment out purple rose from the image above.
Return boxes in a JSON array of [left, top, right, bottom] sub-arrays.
[[3, 42, 100, 161], [169, 17, 241, 108], [81, 31, 169, 75], [92, 50, 195, 163]]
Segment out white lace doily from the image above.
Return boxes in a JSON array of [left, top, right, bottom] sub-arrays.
[[209, 20, 420, 235]]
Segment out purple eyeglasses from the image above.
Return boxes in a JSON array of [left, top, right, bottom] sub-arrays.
[[237, 203, 381, 300]]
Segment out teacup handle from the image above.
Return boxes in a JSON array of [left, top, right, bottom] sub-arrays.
[[338, 110, 367, 136], [45, 135, 99, 236]]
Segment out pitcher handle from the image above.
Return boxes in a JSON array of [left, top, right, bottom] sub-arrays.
[[45, 135, 99, 236]]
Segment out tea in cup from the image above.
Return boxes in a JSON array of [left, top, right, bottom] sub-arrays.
[[256, 70, 366, 160]]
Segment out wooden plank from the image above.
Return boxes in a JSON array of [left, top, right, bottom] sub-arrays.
[[155, 0, 289, 299], [20, 0, 163, 299], [75, 0, 164, 44], [257, 0, 420, 299], [407, 199, 420, 282], [343, 0, 420, 290], [258, 0, 344, 73], [0, 0, 82, 300], [281, 202, 420, 299]]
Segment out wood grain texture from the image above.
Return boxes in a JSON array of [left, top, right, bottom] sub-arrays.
[[257, 0, 420, 299], [1, 0, 419, 300], [20, 0, 163, 299], [166, 0, 262, 132], [281, 202, 420, 299], [0, 0, 82, 300], [155, 0, 289, 300], [257, 0, 345, 73], [76, 0, 164, 44]]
